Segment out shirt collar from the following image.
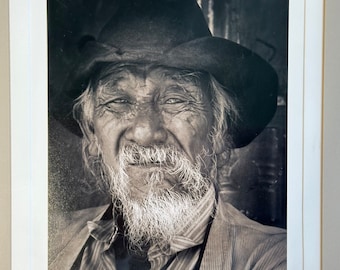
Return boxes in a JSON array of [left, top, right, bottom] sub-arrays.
[[86, 184, 217, 257]]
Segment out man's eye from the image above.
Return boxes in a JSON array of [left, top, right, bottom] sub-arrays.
[[102, 98, 131, 112], [165, 98, 186, 104], [110, 98, 130, 104], [104, 98, 131, 107]]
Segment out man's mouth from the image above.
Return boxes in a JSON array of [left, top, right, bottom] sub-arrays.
[[127, 161, 163, 167]]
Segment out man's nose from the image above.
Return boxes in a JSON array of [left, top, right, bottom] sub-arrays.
[[124, 108, 168, 146]]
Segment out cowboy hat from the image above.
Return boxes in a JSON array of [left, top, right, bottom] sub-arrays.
[[52, 0, 278, 148]]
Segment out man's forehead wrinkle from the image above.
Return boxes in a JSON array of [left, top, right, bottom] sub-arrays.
[[149, 72, 204, 98], [152, 69, 199, 85], [96, 63, 138, 81], [152, 69, 208, 98], [96, 65, 141, 87]]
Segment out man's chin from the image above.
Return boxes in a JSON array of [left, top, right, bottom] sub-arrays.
[[125, 185, 181, 207], [122, 194, 196, 247]]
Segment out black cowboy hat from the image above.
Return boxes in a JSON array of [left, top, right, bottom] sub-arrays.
[[51, 0, 278, 148]]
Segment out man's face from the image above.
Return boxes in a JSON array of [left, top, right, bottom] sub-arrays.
[[92, 65, 214, 201]]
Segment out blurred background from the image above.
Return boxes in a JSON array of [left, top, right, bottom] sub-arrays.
[[48, 0, 288, 232]]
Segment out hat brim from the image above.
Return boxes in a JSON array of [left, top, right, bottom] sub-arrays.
[[52, 36, 278, 148]]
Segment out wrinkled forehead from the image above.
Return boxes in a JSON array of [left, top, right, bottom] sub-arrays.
[[90, 63, 211, 95]]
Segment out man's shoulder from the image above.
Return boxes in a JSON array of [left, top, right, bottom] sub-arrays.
[[203, 201, 286, 269], [217, 201, 286, 235], [49, 204, 110, 270], [215, 201, 286, 249]]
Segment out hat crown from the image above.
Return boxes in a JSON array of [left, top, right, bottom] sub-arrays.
[[98, 0, 211, 52]]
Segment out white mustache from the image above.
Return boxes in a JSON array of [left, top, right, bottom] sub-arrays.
[[119, 144, 183, 167], [117, 144, 210, 194]]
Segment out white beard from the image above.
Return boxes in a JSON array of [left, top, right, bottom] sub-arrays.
[[102, 144, 213, 249]]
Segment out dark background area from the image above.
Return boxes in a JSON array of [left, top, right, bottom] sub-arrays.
[[48, 0, 288, 229]]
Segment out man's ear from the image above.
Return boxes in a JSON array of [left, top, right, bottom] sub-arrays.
[[87, 134, 100, 156], [214, 139, 225, 155], [213, 131, 230, 155], [216, 149, 231, 169], [79, 121, 100, 157], [213, 132, 232, 167]]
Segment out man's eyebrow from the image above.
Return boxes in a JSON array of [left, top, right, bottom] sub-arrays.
[[96, 77, 127, 92], [99, 73, 123, 84], [164, 84, 187, 91], [170, 69, 203, 81], [97, 85, 128, 97], [166, 79, 205, 97]]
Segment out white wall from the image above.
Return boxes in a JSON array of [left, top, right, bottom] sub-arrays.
[[323, 0, 340, 268], [0, 0, 11, 268]]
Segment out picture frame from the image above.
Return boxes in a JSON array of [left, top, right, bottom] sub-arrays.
[[287, 0, 323, 268], [0, 0, 11, 269], [7, 0, 324, 268]]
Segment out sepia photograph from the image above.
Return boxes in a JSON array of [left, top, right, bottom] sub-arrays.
[[48, 0, 288, 268]]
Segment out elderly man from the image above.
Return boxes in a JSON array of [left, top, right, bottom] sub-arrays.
[[50, 0, 286, 269]]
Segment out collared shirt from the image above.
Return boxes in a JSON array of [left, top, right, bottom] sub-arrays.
[[79, 186, 216, 270], [49, 190, 286, 270]]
